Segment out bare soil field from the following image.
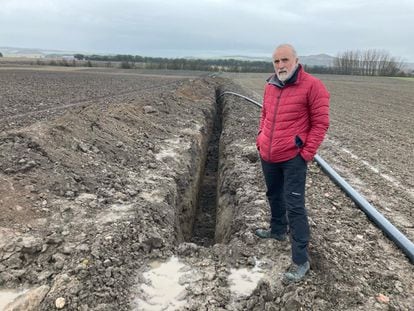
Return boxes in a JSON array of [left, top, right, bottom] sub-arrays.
[[0, 67, 204, 132], [0, 67, 413, 310]]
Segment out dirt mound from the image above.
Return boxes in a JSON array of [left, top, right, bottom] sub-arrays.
[[0, 77, 218, 310]]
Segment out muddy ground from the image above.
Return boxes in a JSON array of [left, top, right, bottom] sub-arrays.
[[0, 67, 413, 310]]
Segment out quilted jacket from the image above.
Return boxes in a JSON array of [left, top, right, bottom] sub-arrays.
[[256, 65, 330, 163]]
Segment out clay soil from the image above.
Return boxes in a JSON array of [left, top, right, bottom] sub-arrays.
[[0, 67, 413, 311]]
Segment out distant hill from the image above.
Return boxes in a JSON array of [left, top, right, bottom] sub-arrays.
[[299, 54, 335, 67], [202, 53, 336, 67], [0, 46, 79, 58], [402, 62, 414, 71], [0, 47, 335, 65]]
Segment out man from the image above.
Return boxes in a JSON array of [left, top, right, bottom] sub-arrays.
[[255, 44, 330, 283]]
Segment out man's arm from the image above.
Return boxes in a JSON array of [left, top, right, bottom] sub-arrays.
[[300, 80, 330, 162], [256, 88, 267, 149]]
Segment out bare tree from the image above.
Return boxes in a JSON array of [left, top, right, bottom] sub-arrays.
[[334, 50, 360, 75], [334, 49, 403, 76]]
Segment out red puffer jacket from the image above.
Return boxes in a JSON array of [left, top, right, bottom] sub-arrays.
[[256, 65, 330, 163]]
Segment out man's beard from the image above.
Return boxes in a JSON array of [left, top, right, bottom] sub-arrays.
[[277, 71, 289, 82], [277, 64, 298, 82]]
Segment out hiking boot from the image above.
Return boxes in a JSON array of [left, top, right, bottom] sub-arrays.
[[255, 229, 286, 241], [282, 261, 310, 284]]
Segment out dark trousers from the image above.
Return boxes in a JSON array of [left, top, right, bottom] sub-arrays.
[[261, 154, 310, 265]]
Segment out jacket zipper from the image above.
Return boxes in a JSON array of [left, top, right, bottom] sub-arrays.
[[268, 88, 283, 160]]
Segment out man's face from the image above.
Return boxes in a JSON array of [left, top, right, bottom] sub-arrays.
[[272, 46, 298, 82]]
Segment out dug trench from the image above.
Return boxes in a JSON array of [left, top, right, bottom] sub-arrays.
[[0, 76, 257, 310], [1, 76, 413, 311], [188, 88, 222, 247]]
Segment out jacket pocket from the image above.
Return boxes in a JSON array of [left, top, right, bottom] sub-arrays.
[[295, 135, 304, 148], [256, 131, 262, 150]]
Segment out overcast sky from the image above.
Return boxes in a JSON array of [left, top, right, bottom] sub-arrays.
[[1, 0, 414, 61]]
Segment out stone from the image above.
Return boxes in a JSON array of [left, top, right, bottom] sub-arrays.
[[103, 259, 112, 267], [62, 244, 75, 255], [46, 236, 64, 245], [4, 168, 14, 174], [88, 201, 98, 208], [62, 230, 70, 236], [64, 191, 75, 198], [4, 253, 23, 268], [75, 263, 87, 272], [76, 193, 98, 203], [177, 242, 199, 256], [76, 244, 90, 252], [284, 297, 303, 311], [143, 235, 163, 250], [143, 105, 158, 114], [244, 150, 259, 163], [20, 161, 37, 171], [148, 162, 157, 169], [55, 297, 66, 309], [37, 270, 53, 282], [41, 244, 49, 253], [376, 294, 390, 304], [0, 271, 14, 282], [105, 267, 113, 278], [77, 142, 89, 153], [10, 269, 26, 279], [114, 192, 127, 201], [20, 236, 43, 254], [54, 260, 65, 270], [126, 189, 138, 196]]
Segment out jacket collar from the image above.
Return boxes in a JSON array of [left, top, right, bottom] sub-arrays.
[[267, 64, 302, 88]]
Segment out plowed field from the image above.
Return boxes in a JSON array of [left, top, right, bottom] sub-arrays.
[[0, 67, 413, 311]]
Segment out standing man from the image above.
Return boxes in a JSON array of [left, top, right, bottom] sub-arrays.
[[255, 44, 330, 283]]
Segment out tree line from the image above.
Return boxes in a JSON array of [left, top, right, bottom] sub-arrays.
[[332, 49, 405, 76], [73, 50, 409, 76], [1, 49, 410, 76], [74, 53, 274, 72]]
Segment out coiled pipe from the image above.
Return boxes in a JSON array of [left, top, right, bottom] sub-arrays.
[[219, 90, 414, 263]]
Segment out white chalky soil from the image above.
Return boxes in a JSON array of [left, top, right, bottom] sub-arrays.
[[0, 290, 26, 310]]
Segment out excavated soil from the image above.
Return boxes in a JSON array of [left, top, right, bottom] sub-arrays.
[[0, 68, 413, 311]]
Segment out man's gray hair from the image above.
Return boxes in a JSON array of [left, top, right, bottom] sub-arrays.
[[276, 44, 297, 58]]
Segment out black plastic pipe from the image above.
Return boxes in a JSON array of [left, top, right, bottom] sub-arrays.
[[314, 155, 414, 263], [219, 90, 414, 263], [217, 91, 262, 108]]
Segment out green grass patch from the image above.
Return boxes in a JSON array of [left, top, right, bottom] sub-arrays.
[[391, 77, 414, 81]]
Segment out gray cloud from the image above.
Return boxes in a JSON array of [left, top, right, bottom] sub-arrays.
[[1, 0, 413, 61]]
